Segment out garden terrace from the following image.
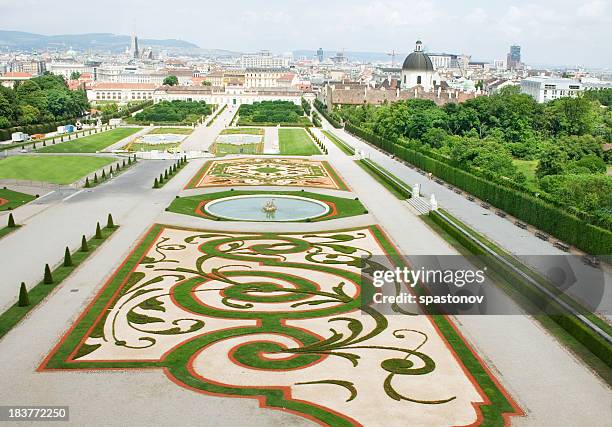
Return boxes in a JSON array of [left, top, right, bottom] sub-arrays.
[[237, 101, 311, 126]]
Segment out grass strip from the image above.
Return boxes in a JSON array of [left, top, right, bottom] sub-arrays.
[[355, 159, 411, 199], [322, 131, 355, 155]]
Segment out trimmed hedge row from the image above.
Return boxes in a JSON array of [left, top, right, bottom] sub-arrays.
[[313, 99, 342, 128], [0, 120, 82, 142], [429, 210, 612, 368], [346, 123, 612, 256]]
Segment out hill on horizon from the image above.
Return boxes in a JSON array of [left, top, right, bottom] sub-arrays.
[[0, 30, 200, 52]]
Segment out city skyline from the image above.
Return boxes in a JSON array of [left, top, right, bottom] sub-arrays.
[[0, 0, 611, 68]]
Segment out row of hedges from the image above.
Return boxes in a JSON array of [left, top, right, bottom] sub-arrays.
[[313, 99, 342, 128], [346, 122, 612, 256], [429, 210, 612, 368], [0, 120, 81, 141], [236, 121, 312, 128], [100, 100, 154, 122]]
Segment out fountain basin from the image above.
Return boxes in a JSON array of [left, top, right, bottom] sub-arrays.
[[204, 195, 330, 222]]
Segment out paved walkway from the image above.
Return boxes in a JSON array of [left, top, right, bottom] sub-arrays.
[[0, 123, 609, 425], [181, 106, 236, 152], [0, 158, 180, 312], [263, 127, 279, 154]]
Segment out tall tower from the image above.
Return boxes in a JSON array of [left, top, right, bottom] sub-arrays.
[[130, 33, 140, 59], [507, 45, 521, 70], [317, 48, 324, 63]]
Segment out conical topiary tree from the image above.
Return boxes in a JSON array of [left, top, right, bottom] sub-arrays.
[[107, 213, 114, 228], [81, 235, 88, 252], [8, 213, 15, 228], [94, 173, 98, 183], [102, 169, 106, 179], [109, 165, 113, 173], [44, 264, 53, 284], [123, 159, 126, 167], [153, 177, 159, 189], [18, 282, 30, 307], [159, 173, 164, 183], [164, 169, 169, 180], [95, 222, 102, 239], [85, 177, 90, 188], [64, 246, 72, 267]]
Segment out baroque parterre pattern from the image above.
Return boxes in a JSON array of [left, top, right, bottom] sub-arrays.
[[41, 224, 521, 426], [186, 158, 348, 190]]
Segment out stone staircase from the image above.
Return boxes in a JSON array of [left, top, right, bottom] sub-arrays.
[[407, 196, 431, 215]]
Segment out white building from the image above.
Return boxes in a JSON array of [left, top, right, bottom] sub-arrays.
[[244, 68, 297, 89], [47, 61, 92, 79], [240, 51, 291, 69], [520, 76, 582, 103], [87, 83, 157, 103], [401, 40, 438, 92], [153, 85, 302, 106]]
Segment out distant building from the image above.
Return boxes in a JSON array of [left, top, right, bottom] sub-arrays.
[[317, 48, 324, 63], [428, 53, 460, 70], [507, 45, 521, 70], [0, 72, 33, 88], [244, 68, 296, 89], [130, 34, 140, 60], [240, 51, 290, 68], [520, 76, 582, 103], [400, 40, 437, 92], [87, 82, 156, 103], [153, 85, 302, 106]]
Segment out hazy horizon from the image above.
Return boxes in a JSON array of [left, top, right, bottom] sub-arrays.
[[1, 0, 610, 68]]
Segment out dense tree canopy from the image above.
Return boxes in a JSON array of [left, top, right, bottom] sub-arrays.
[[163, 75, 179, 86], [0, 73, 89, 128], [336, 87, 611, 222], [132, 100, 211, 124], [238, 101, 308, 125]]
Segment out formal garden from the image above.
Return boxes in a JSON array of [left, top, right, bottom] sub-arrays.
[[167, 190, 366, 222], [237, 100, 311, 126], [186, 157, 348, 190], [211, 127, 264, 155], [40, 223, 521, 426], [127, 100, 213, 125]]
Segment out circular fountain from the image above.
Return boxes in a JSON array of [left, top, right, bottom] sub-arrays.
[[204, 195, 329, 222]]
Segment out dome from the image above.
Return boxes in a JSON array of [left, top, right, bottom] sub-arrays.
[[402, 40, 433, 71]]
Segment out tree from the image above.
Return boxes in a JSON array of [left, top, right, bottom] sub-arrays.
[[80, 235, 89, 252], [202, 81, 212, 86], [18, 282, 30, 307], [44, 264, 53, 284], [7, 213, 15, 228], [536, 144, 568, 178], [64, 246, 73, 267], [95, 222, 102, 239], [569, 155, 607, 174], [107, 213, 115, 228], [70, 71, 82, 80], [163, 75, 179, 86]]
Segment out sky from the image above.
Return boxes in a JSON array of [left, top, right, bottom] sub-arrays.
[[1, 0, 611, 67]]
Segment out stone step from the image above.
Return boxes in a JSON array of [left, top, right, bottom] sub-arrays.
[[407, 196, 431, 215]]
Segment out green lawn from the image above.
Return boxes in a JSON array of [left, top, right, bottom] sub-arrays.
[[148, 127, 193, 135], [513, 159, 538, 191], [125, 142, 181, 152], [220, 127, 264, 135], [0, 156, 116, 184], [36, 128, 141, 153], [168, 190, 367, 222], [278, 129, 321, 156], [0, 188, 36, 211], [213, 143, 262, 155]]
